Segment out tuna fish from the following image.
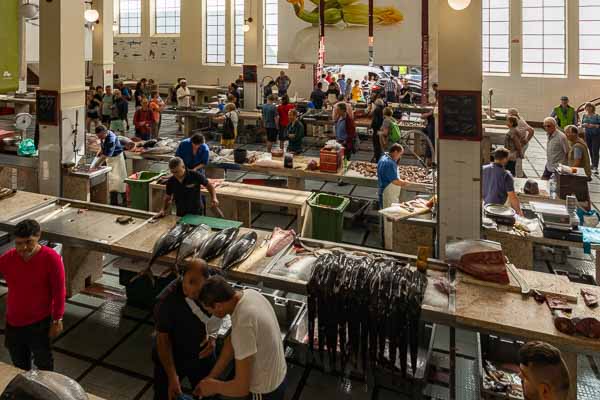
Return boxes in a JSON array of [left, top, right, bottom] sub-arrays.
[[131, 223, 195, 285], [221, 231, 258, 270], [175, 224, 212, 273], [197, 227, 240, 261], [267, 227, 296, 257], [2, 370, 88, 400]]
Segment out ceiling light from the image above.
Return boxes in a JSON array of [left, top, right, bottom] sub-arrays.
[[448, 0, 471, 11], [84, 9, 100, 23]]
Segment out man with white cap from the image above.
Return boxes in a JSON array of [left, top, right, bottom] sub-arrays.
[[551, 96, 577, 130], [176, 79, 192, 132]]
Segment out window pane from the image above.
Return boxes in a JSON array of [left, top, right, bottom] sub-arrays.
[[580, 1, 600, 76], [522, 1, 566, 75], [155, 0, 180, 34], [264, 0, 286, 66], [482, 0, 510, 73], [205, 0, 225, 64], [119, 0, 141, 35], [233, 0, 245, 64]]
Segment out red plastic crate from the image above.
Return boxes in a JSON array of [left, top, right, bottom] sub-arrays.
[[319, 147, 344, 173]]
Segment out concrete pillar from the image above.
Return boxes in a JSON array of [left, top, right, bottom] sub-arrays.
[[243, 0, 258, 110], [38, 0, 87, 196], [436, 0, 483, 257], [92, 0, 114, 88]]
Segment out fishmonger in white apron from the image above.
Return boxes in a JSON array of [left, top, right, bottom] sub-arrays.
[[93, 127, 128, 206], [377, 146, 409, 249]]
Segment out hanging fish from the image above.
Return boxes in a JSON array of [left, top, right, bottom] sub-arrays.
[[197, 227, 240, 261], [221, 231, 258, 271]]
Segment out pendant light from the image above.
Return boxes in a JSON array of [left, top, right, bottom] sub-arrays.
[[84, 9, 100, 23], [448, 0, 471, 11]]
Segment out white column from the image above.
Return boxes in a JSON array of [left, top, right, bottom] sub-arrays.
[[437, 0, 483, 257], [38, 0, 86, 196], [92, 0, 114, 87], [243, 0, 258, 110], [17, 0, 28, 94]]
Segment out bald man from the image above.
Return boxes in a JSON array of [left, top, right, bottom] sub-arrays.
[[153, 259, 223, 400], [519, 341, 570, 400]]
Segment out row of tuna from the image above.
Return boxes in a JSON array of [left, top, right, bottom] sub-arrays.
[[307, 252, 428, 377], [133, 224, 258, 283]]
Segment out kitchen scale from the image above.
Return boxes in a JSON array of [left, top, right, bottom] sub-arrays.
[[531, 201, 583, 242], [484, 204, 516, 225]]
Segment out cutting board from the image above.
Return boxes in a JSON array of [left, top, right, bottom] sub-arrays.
[[179, 215, 243, 230], [379, 203, 431, 222], [459, 268, 578, 303]]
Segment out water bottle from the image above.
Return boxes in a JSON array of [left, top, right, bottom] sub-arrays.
[[549, 173, 557, 199]]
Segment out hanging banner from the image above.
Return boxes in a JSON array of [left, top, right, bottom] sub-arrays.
[[0, 1, 19, 93], [279, 0, 421, 66]]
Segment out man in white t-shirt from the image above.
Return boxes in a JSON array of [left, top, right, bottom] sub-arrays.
[[176, 79, 192, 132], [194, 276, 287, 400]]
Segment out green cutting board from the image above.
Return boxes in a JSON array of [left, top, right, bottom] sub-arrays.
[[178, 215, 242, 230]]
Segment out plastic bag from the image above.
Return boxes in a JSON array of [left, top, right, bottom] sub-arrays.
[[17, 139, 37, 157], [0, 370, 88, 400]]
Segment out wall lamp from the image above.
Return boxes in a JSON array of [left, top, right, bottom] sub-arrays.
[[448, 0, 471, 11]]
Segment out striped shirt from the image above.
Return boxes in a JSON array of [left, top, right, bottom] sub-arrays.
[[384, 79, 397, 93]]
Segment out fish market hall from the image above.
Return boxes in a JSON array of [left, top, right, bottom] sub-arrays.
[[2, 0, 600, 399]]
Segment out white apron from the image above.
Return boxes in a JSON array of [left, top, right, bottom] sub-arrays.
[[382, 182, 403, 250], [106, 152, 127, 193]]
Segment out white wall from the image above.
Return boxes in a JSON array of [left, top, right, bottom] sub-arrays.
[[113, 0, 314, 101], [482, 0, 600, 123]]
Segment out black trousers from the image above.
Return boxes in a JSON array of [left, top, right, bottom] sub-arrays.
[[5, 317, 54, 371], [372, 129, 383, 162], [586, 132, 600, 169], [153, 352, 215, 400], [506, 160, 517, 176]]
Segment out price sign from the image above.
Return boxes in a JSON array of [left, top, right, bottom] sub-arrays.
[[36, 90, 60, 126]]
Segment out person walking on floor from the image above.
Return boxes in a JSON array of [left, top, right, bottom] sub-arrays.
[[565, 125, 592, 179], [94, 125, 128, 206], [551, 96, 578, 130], [580, 102, 600, 174], [110, 89, 129, 135], [504, 116, 525, 177], [134, 98, 155, 141], [134, 80, 146, 110], [334, 102, 357, 160], [0, 219, 65, 372], [194, 276, 287, 400], [176, 80, 192, 132], [153, 259, 223, 400], [507, 108, 535, 177], [370, 98, 385, 162], [86, 90, 101, 134], [542, 117, 569, 180], [101, 85, 114, 125], [221, 103, 239, 149], [276, 95, 295, 150], [262, 94, 279, 153], [150, 91, 166, 139]]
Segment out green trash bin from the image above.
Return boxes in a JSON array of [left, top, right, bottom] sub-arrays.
[[308, 193, 350, 242], [125, 171, 165, 211]]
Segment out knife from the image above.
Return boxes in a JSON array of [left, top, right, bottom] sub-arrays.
[[506, 261, 531, 296]]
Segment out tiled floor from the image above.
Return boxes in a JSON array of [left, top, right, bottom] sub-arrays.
[[1, 110, 600, 399]]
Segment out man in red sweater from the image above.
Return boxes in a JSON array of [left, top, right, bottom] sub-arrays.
[[0, 219, 66, 371]]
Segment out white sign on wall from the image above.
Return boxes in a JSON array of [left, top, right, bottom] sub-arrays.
[[278, 0, 421, 66], [113, 38, 179, 63]]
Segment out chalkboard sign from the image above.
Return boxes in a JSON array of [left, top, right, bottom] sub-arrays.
[[242, 65, 257, 83], [438, 90, 482, 141], [36, 90, 60, 126]]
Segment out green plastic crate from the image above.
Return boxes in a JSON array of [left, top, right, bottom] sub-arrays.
[[308, 193, 350, 242], [125, 171, 165, 211]]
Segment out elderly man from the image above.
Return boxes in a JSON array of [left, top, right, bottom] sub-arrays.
[[542, 117, 569, 180], [0, 220, 66, 371], [519, 341, 570, 400], [551, 96, 578, 130], [565, 125, 592, 178]]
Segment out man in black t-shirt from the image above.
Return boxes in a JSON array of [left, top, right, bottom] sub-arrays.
[[310, 82, 326, 110], [153, 259, 223, 400], [156, 157, 219, 218]]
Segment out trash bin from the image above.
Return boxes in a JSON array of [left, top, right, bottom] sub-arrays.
[[125, 171, 165, 210], [308, 193, 350, 242]]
